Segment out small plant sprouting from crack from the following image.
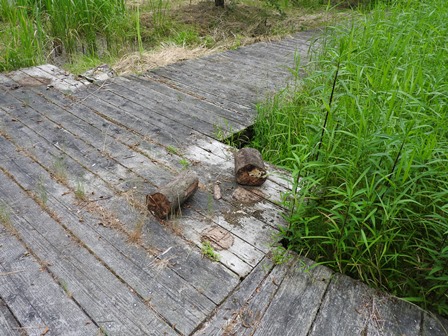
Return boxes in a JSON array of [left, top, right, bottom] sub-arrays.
[[201, 241, 220, 262], [179, 158, 189, 169], [37, 177, 48, 205], [0, 204, 12, 230], [59, 279, 73, 298], [128, 216, 145, 244], [166, 145, 179, 155], [52, 156, 68, 184], [271, 245, 293, 265], [74, 180, 88, 202]]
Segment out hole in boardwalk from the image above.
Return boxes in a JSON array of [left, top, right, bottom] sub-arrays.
[[222, 125, 254, 149]]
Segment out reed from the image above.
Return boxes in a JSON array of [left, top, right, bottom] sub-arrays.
[[252, 0, 448, 316]]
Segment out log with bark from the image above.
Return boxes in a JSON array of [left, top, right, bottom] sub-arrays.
[[146, 170, 199, 219], [234, 148, 267, 186]]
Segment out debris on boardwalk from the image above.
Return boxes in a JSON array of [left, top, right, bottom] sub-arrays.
[[146, 170, 199, 219], [234, 147, 267, 186]]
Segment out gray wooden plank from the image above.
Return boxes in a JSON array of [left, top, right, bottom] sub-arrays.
[[144, 72, 253, 113], [0, 298, 23, 336], [0, 85, 175, 190], [98, 79, 246, 138], [253, 258, 332, 336], [0, 115, 239, 306], [308, 273, 422, 336], [118, 75, 251, 127], [79, 80, 229, 137], [151, 66, 260, 108], [0, 139, 216, 335], [422, 312, 448, 335], [0, 98, 241, 302], [165, 55, 288, 93], [0, 84, 260, 278], [0, 169, 176, 336], [21, 82, 183, 172], [75, 84, 198, 146], [194, 256, 297, 335], [0, 229, 97, 336]]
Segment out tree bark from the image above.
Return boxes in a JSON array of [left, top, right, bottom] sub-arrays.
[[146, 170, 199, 219], [234, 148, 267, 186]]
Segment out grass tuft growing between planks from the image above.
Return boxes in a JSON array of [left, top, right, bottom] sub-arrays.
[[252, 0, 448, 316]]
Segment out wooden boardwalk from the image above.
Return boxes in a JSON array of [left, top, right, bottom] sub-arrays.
[[0, 31, 447, 336]]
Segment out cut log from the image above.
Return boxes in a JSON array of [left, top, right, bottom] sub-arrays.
[[146, 170, 199, 219], [234, 148, 267, 186]]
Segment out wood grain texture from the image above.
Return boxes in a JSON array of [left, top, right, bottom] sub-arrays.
[[0, 298, 24, 336], [309, 273, 422, 336], [253, 258, 332, 336], [0, 230, 97, 336]]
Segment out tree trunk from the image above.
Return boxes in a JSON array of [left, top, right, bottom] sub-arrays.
[[146, 170, 199, 219], [234, 148, 267, 186]]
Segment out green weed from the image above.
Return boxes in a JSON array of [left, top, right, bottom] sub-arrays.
[[252, 0, 448, 316], [201, 241, 220, 262], [37, 177, 48, 205], [166, 145, 179, 155], [52, 156, 68, 183], [74, 180, 88, 202], [0, 203, 11, 227], [179, 158, 190, 169]]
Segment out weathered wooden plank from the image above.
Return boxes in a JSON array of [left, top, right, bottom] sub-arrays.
[[22, 83, 181, 172], [145, 72, 253, 113], [0, 229, 97, 336], [0, 298, 23, 336], [80, 81, 228, 138], [152, 66, 261, 108], [100, 80, 246, 139], [3, 118, 236, 316], [166, 56, 288, 94], [37, 64, 90, 87], [422, 312, 448, 335], [0, 99, 241, 302], [173, 205, 265, 277], [8, 66, 83, 93], [75, 84, 198, 146], [0, 90, 270, 277], [1, 85, 175, 190], [116, 75, 251, 127], [0, 170, 176, 336], [308, 273, 422, 336], [193, 256, 292, 335], [253, 258, 332, 336]]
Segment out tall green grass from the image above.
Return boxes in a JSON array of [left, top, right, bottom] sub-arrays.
[[253, 0, 448, 316], [0, 0, 131, 71]]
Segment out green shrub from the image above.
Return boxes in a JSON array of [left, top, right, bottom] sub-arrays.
[[252, 0, 448, 316]]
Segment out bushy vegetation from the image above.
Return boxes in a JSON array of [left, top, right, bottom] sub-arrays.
[[252, 0, 448, 316]]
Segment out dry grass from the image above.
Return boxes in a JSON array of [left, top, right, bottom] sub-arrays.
[[114, 43, 215, 75]]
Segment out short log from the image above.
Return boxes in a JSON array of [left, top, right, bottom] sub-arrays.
[[146, 170, 199, 219], [234, 148, 267, 186]]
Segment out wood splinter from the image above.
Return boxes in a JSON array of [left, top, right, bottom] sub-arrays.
[[146, 170, 199, 219], [234, 148, 267, 186]]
